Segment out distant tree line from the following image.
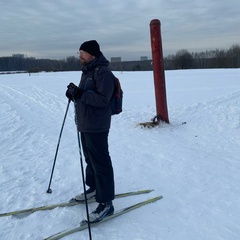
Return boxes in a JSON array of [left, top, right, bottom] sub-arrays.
[[0, 56, 81, 73], [0, 44, 239, 73], [164, 44, 240, 70]]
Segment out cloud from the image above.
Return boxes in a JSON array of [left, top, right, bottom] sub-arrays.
[[0, 0, 240, 60]]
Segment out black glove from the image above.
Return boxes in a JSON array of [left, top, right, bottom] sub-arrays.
[[66, 83, 83, 101]]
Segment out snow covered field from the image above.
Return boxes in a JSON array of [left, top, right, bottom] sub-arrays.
[[0, 68, 240, 240]]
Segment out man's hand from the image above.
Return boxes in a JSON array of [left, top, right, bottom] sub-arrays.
[[66, 83, 83, 101]]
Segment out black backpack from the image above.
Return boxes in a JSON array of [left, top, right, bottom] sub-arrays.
[[94, 67, 123, 115]]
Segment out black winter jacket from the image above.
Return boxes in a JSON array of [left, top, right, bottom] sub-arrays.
[[75, 53, 115, 132]]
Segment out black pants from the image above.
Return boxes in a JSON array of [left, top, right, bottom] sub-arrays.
[[81, 131, 114, 203]]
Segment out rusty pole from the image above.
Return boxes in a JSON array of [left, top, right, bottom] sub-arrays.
[[150, 19, 169, 123]]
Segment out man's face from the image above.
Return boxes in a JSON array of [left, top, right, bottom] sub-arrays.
[[79, 50, 95, 65]]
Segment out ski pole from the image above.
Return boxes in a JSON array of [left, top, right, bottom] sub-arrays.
[[46, 99, 71, 194], [76, 130, 92, 240]]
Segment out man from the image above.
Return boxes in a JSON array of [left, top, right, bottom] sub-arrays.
[[66, 40, 115, 223]]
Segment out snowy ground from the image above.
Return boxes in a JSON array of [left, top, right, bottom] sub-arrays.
[[0, 68, 240, 240]]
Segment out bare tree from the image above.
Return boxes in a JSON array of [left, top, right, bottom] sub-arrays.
[[173, 49, 193, 69]]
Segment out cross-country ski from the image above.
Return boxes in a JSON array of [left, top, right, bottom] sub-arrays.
[[44, 196, 162, 240], [0, 189, 153, 218]]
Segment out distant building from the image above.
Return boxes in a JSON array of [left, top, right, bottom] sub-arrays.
[[140, 56, 148, 61], [111, 57, 121, 62], [12, 54, 25, 58]]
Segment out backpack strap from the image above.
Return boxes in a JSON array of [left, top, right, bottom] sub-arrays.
[[93, 66, 100, 82], [93, 66, 117, 91]]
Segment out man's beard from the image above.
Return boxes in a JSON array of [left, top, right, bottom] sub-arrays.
[[80, 58, 87, 65]]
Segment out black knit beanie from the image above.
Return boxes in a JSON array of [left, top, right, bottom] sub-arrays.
[[79, 40, 101, 57]]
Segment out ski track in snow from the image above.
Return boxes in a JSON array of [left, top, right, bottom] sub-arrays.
[[0, 69, 240, 240]]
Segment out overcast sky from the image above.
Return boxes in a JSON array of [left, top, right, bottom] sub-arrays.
[[1, 0, 240, 61]]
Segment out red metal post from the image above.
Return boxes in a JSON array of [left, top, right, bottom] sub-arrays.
[[150, 19, 169, 123]]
